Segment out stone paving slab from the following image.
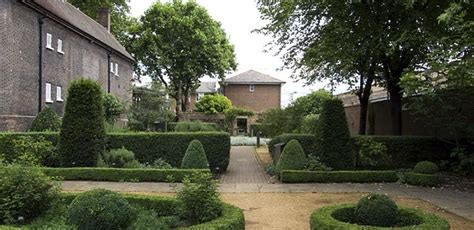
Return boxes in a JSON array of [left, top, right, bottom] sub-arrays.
[[219, 146, 269, 184]]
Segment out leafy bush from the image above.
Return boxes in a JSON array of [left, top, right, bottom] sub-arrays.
[[276, 140, 307, 174], [355, 193, 398, 227], [315, 98, 353, 169], [355, 137, 390, 169], [181, 140, 209, 169], [97, 147, 140, 168], [403, 173, 441, 187], [305, 155, 332, 171], [7, 136, 57, 166], [258, 108, 289, 137], [0, 165, 60, 225], [301, 114, 319, 135], [29, 106, 61, 132], [103, 93, 124, 123], [177, 172, 223, 224], [280, 170, 398, 183], [67, 189, 135, 230], [448, 148, 474, 175], [128, 207, 178, 230], [42, 167, 209, 182], [175, 122, 217, 132], [149, 158, 173, 169], [195, 94, 232, 114], [268, 134, 316, 157], [413, 161, 440, 174], [58, 78, 105, 167], [265, 164, 276, 176]]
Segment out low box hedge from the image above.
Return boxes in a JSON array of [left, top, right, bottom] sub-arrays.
[[403, 172, 441, 187], [0, 132, 231, 172], [280, 170, 398, 183], [310, 204, 449, 230], [41, 167, 209, 182]]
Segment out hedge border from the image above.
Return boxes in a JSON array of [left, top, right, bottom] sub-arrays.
[[403, 172, 441, 187], [280, 170, 398, 183], [310, 204, 449, 230], [41, 167, 210, 182]]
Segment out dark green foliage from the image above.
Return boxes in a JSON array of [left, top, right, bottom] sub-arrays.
[[42, 167, 209, 182], [98, 147, 140, 168], [268, 134, 316, 157], [30, 106, 61, 132], [355, 193, 398, 227], [103, 93, 124, 123], [5, 136, 57, 167], [0, 165, 60, 224], [181, 140, 209, 169], [305, 155, 332, 171], [168, 122, 219, 132], [414, 161, 440, 174], [315, 98, 353, 169], [67, 189, 135, 230], [127, 208, 175, 230], [355, 137, 390, 169], [276, 140, 306, 174], [177, 172, 223, 224], [310, 204, 449, 230], [148, 158, 173, 169], [403, 173, 441, 187], [58, 78, 105, 167], [280, 170, 398, 183], [174, 122, 217, 132]]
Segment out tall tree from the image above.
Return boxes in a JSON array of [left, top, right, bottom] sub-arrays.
[[135, 0, 237, 120]]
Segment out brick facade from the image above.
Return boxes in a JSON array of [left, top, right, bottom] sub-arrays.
[[0, 0, 133, 131], [223, 84, 281, 113]]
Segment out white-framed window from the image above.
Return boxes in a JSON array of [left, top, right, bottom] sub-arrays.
[[114, 63, 119, 76], [196, 93, 204, 102], [249, 84, 255, 92], [46, 33, 54, 50], [56, 86, 63, 102], [45, 83, 53, 103], [110, 62, 115, 73], [57, 39, 64, 54]]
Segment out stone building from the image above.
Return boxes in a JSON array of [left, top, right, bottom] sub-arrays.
[[0, 0, 134, 131]]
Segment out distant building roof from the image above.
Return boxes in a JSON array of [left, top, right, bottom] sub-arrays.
[[337, 87, 390, 107], [196, 82, 217, 93], [24, 0, 134, 62], [225, 70, 285, 85]]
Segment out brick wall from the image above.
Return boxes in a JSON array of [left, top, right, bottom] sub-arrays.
[[223, 84, 281, 113]]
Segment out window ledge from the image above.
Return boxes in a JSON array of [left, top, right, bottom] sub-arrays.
[[56, 99, 64, 102], [46, 46, 54, 51], [58, 51, 64, 55], [45, 100, 54, 104]]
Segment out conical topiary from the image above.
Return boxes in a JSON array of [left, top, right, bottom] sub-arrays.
[[30, 106, 61, 132], [276, 139, 307, 174], [181, 140, 209, 169]]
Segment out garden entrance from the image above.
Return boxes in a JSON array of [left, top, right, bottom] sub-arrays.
[[220, 146, 269, 184]]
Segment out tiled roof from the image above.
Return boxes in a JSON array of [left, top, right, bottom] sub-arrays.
[[225, 70, 285, 84], [196, 82, 217, 93], [25, 0, 134, 61]]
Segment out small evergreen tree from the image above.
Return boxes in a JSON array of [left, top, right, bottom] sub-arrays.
[[30, 106, 61, 132], [276, 139, 306, 174], [58, 78, 105, 167], [181, 140, 209, 169], [315, 98, 353, 169]]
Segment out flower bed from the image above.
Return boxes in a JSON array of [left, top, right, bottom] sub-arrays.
[[310, 204, 449, 230], [280, 170, 399, 183]]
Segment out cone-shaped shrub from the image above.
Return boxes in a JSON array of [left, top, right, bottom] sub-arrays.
[[58, 78, 105, 167], [30, 106, 61, 132], [181, 140, 209, 169], [315, 98, 353, 169], [276, 139, 306, 174]]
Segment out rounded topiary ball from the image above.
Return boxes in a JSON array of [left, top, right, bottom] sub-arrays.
[[413, 161, 440, 174], [355, 193, 398, 227], [67, 189, 135, 230]]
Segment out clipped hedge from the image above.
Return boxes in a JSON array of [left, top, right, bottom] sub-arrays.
[[41, 168, 210, 182], [268, 134, 316, 157], [0, 132, 230, 172], [280, 170, 398, 183], [168, 122, 219, 132], [403, 173, 441, 187], [310, 204, 449, 230]]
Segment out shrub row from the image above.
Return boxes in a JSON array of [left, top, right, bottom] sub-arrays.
[[310, 204, 450, 230], [268, 134, 452, 169], [280, 170, 398, 183], [168, 122, 219, 132], [0, 132, 231, 171], [41, 168, 209, 182], [403, 173, 441, 187]]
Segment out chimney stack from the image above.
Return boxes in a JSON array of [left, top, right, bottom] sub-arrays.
[[96, 7, 110, 32]]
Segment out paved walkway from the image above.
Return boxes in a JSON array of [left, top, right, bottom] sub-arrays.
[[219, 146, 269, 184]]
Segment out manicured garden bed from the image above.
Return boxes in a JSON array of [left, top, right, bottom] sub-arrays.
[[310, 204, 449, 230], [280, 170, 398, 183], [42, 167, 210, 182]]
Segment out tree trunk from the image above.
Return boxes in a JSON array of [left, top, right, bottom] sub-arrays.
[[388, 85, 403, 135], [359, 97, 369, 135], [176, 83, 183, 121]]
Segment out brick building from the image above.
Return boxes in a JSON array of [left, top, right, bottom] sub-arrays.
[[0, 0, 134, 131]]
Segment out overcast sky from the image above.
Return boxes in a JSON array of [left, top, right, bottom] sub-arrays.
[[129, 0, 348, 106]]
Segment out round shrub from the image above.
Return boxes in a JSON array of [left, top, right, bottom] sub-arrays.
[[355, 193, 398, 227], [276, 139, 307, 174], [103, 93, 124, 123], [414, 161, 440, 174], [0, 165, 60, 224], [98, 147, 140, 168], [181, 140, 209, 169], [30, 106, 61, 132], [315, 98, 353, 169], [58, 78, 105, 167], [67, 189, 135, 230]]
